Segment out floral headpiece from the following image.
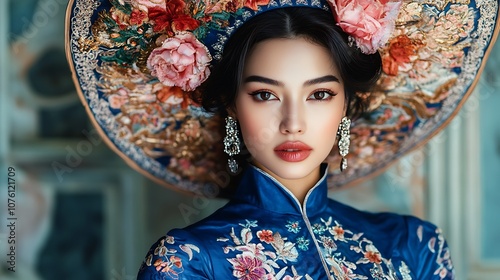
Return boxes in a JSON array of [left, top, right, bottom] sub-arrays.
[[128, 0, 402, 92], [66, 0, 499, 196]]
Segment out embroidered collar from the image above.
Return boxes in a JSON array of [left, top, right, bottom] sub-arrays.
[[232, 164, 329, 216]]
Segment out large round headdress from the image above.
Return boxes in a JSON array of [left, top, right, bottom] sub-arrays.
[[66, 0, 500, 196]]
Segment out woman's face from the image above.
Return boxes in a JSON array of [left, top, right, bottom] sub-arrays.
[[234, 37, 345, 182]]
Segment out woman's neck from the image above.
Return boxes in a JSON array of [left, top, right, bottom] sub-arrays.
[[253, 163, 322, 204]]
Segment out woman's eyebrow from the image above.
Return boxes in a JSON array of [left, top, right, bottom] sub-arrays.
[[303, 75, 340, 86], [243, 75, 340, 87], [243, 75, 283, 86]]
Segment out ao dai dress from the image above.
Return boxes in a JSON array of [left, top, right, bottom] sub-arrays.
[[137, 164, 455, 279]]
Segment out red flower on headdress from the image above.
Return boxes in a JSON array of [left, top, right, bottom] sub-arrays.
[[243, 0, 271, 11], [156, 86, 194, 109], [328, 0, 402, 54], [148, 0, 200, 34], [130, 9, 148, 25], [382, 35, 423, 76]]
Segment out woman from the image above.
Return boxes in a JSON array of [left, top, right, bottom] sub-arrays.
[[137, 6, 456, 279], [65, 0, 499, 279]]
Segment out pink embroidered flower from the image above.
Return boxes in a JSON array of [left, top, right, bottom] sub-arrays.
[[147, 32, 212, 91], [328, 0, 402, 54], [228, 251, 266, 280], [108, 88, 129, 109]]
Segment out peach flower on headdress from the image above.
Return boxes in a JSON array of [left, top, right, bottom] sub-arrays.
[[147, 32, 212, 91], [328, 0, 402, 54]]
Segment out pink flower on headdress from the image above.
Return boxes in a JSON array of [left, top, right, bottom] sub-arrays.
[[328, 0, 402, 54], [147, 33, 212, 91], [131, 0, 166, 11], [108, 88, 129, 109]]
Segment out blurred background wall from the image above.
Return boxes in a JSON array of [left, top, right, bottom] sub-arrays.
[[0, 0, 499, 279]]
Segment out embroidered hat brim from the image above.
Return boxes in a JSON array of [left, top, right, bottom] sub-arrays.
[[66, 0, 500, 196]]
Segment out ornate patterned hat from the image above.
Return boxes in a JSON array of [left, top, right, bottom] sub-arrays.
[[66, 0, 499, 197]]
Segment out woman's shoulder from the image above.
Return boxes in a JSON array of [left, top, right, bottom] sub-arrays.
[[325, 199, 441, 248], [327, 197, 432, 229], [137, 228, 212, 279], [327, 198, 454, 278], [136, 204, 244, 279]]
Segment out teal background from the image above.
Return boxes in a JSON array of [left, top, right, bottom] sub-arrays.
[[480, 44, 500, 260]]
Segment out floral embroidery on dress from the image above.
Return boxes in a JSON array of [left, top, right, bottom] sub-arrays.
[[257, 229, 275, 244], [211, 216, 454, 279], [399, 261, 412, 280], [315, 217, 409, 280], [285, 221, 301, 233], [218, 220, 313, 279], [426, 227, 455, 279], [143, 235, 200, 278], [311, 223, 326, 234], [296, 236, 310, 251]]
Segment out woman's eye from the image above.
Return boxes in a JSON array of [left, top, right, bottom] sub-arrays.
[[309, 91, 334, 101], [251, 91, 277, 101]]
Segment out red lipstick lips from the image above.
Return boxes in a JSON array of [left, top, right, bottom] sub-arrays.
[[274, 141, 312, 162]]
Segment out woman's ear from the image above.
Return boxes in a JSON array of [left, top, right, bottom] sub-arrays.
[[226, 105, 238, 119]]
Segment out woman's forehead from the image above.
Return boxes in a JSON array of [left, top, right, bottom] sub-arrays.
[[243, 38, 341, 82]]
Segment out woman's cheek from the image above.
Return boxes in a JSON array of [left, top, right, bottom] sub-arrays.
[[239, 106, 276, 153]]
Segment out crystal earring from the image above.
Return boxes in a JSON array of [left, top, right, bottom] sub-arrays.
[[337, 117, 351, 172], [223, 116, 240, 174]]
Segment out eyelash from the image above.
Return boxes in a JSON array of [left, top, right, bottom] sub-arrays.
[[308, 89, 337, 101], [249, 89, 337, 102], [249, 90, 278, 102]]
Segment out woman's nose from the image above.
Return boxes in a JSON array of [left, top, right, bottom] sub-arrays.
[[279, 102, 306, 134]]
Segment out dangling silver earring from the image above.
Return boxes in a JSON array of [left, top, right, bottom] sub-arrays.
[[223, 116, 240, 174], [337, 117, 351, 172]]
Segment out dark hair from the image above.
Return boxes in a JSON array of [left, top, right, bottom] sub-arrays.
[[199, 7, 382, 119]]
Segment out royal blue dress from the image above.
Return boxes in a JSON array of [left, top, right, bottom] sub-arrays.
[[137, 164, 455, 279]]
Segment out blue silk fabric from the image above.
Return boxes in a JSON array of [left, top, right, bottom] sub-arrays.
[[137, 165, 455, 279]]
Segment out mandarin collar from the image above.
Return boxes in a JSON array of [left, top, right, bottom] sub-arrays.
[[232, 164, 329, 216]]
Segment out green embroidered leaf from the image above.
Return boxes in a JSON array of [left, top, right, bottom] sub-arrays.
[[101, 49, 139, 66], [210, 12, 231, 21], [193, 26, 208, 39]]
